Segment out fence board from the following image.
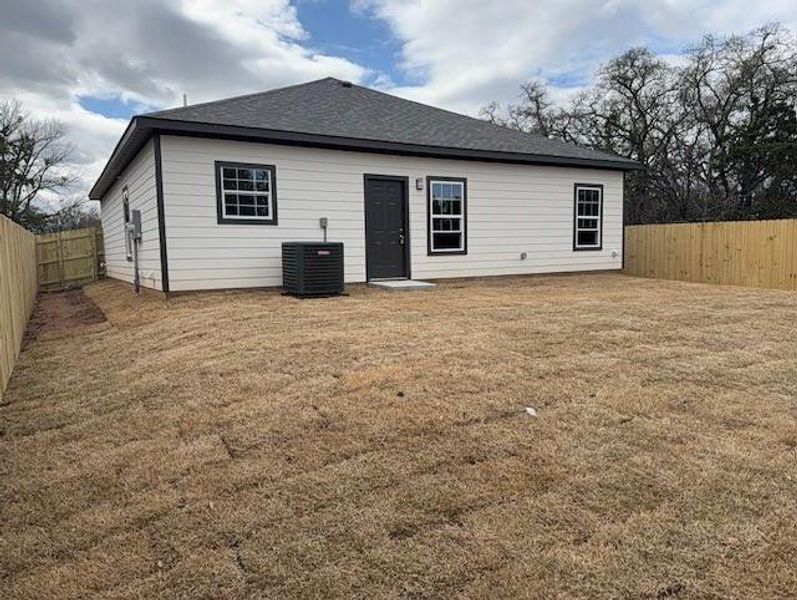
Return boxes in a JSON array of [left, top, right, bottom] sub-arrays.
[[36, 227, 103, 292], [625, 219, 797, 291], [0, 216, 38, 396]]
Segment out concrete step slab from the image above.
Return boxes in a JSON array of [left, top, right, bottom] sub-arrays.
[[369, 279, 437, 291]]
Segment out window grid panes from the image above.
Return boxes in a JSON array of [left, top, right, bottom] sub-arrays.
[[575, 186, 602, 249], [220, 166, 273, 220], [430, 180, 465, 252]]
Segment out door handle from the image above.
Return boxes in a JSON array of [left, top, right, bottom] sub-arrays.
[[399, 234, 405, 245]]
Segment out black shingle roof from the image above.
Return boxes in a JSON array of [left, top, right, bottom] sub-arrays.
[[90, 77, 637, 200], [147, 77, 630, 164]]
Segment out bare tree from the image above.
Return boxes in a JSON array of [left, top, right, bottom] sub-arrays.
[[479, 101, 504, 126], [482, 23, 797, 225], [37, 200, 100, 233], [481, 80, 578, 142], [681, 23, 797, 219], [0, 100, 78, 228]]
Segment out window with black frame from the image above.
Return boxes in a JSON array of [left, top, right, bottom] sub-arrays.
[[574, 184, 602, 250], [428, 177, 466, 254], [216, 162, 278, 225]]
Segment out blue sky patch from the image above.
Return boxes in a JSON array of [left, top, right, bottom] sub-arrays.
[[78, 95, 153, 119], [547, 71, 590, 89], [295, 0, 405, 86]]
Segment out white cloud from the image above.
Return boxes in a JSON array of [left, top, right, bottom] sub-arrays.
[[357, 0, 797, 115], [0, 0, 370, 206]]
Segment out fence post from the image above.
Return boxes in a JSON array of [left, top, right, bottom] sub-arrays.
[[57, 229, 65, 291], [90, 227, 98, 281]]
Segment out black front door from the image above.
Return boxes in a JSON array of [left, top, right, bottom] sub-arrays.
[[364, 175, 408, 280]]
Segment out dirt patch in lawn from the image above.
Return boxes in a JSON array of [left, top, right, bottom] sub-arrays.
[[23, 289, 107, 343], [1, 273, 796, 599]]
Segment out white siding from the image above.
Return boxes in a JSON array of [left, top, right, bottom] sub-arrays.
[[100, 139, 162, 290], [161, 135, 624, 291]]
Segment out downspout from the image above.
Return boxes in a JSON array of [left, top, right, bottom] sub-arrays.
[[153, 134, 170, 293]]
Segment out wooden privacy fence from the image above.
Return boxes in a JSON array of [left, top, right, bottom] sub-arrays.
[[624, 219, 797, 291], [1, 216, 38, 396], [36, 227, 104, 292]]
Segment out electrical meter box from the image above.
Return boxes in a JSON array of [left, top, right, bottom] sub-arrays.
[[130, 210, 142, 241]]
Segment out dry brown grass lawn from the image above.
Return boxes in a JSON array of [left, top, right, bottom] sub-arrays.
[[1, 273, 796, 599]]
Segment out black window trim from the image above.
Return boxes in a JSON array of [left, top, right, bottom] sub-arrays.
[[215, 160, 278, 225], [427, 176, 467, 256], [573, 183, 603, 252]]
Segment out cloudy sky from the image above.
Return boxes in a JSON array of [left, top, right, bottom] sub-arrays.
[[3, 0, 797, 205]]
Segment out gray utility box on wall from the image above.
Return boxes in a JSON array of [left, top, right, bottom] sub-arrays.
[[282, 242, 344, 296]]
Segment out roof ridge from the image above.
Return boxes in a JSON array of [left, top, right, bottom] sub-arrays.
[[145, 77, 339, 118]]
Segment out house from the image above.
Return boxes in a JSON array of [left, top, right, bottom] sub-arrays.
[[90, 78, 637, 292]]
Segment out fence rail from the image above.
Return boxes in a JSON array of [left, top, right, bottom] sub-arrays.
[[36, 227, 104, 292], [624, 219, 797, 291], [1, 216, 38, 396]]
